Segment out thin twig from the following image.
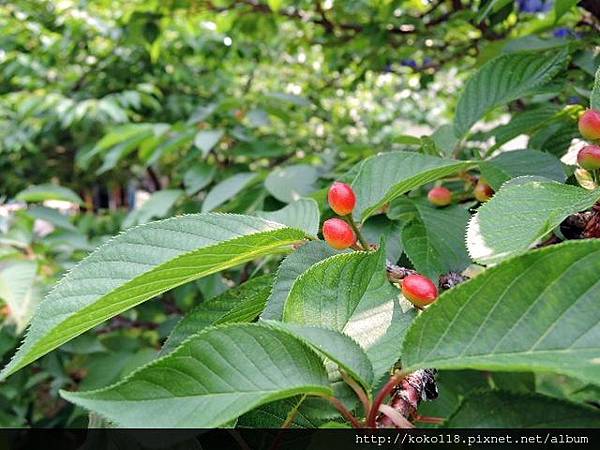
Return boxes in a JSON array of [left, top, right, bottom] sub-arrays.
[[341, 371, 371, 417], [326, 396, 363, 428]]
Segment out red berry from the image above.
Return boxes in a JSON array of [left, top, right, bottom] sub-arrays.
[[577, 145, 600, 171], [402, 274, 438, 307], [322, 218, 356, 250], [474, 182, 494, 202], [427, 186, 452, 207], [579, 109, 600, 142], [328, 182, 357, 216]]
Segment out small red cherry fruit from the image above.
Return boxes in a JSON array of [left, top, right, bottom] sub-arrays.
[[402, 274, 438, 307], [328, 182, 357, 216], [322, 218, 356, 250], [474, 181, 494, 202], [427, 186, 452, 207], [579, 109, 600, 142], [577, 145, 600, 171]]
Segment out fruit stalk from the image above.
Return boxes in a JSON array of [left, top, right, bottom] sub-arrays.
[[343, 214, 371, 250]]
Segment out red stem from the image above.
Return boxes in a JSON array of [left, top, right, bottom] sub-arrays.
[[366, 371, 404, 428], [327, 396, 363, 428]]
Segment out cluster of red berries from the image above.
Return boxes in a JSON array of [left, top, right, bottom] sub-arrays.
[[322, 182, 438, 307], [577, 109, 600, 171]]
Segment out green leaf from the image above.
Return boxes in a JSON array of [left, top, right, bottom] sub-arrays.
[[467, 179, 600, 264], [476, 0, 513, 23], [479, 150, 565, 190], [1, 214, 307, 379], [446, 391, 600, 427], [454, 50, 567, 138], [257, 199, 320, 237], [0, 261, 40, 333], [487, 105, 559, 150], [554, 0, 581, 22], [122, 190, 183, 228], [193, 129, 224, 157], [265, 164, 319, 203], [361, 216, 404, 262], [266, 322, 374, 390], [417, 370, 534, 422], [402, 200, 471, 279], [183, 163, 215, 195], [261, 241, 342, 321], [402, 240, 600, 386], [26, 206, 76, 231], [351, 152, 474, 222], [61, 323, 332, 427], [201, 173, 257, 212], [283, 247, 417, 380], [591, 65, 600, 111], [15, 184, 83, 206], [161, 274, 274, 355]]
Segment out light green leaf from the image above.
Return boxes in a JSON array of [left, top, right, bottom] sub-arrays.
[[351, 152, 474, 222], [591, 65, 600, 111], [161, 275, 274, 355], [554, 0, 581, 22], [194, 129, 224, 157], [467, 179, 600, 264], [479, 150, 565, 190], [266, 321, 374, 390], [201, 173, 257, 212], [261, 241, 342, 321], [183, 163, 215, 195], [446, 391, 600, 427], [26, 206, 76, 231], [122, 190, 183, 228], [283, 247, 416, 380], [15, 184, 83, 206], [257, 199, 320, 237], [402, 200, 471, 279], [61, 323, 332, 427], [402, 240, 600, 386], [0, 214, 307, 379], [0, 261, 40, 333], [454, 50, 567, 138], [145, 129, 196, 166], [265, 164, 319, 203]]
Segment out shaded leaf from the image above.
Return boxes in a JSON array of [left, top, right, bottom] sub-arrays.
[[446, 391, 600, 427], [479, 150, 565, 190], [161, 275, 274, 355], [402, 200, 471, 279]]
